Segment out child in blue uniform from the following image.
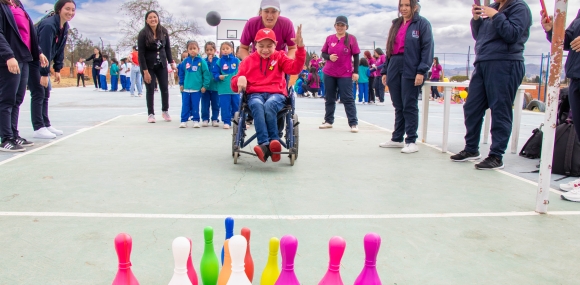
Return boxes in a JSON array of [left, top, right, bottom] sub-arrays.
[[212, 42, 241, 129], [203, 42, 220, 127], [178, 41, 210, 128]]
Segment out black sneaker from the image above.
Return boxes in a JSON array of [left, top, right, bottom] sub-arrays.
[[0, 140, 25, 152], [475, 155, 504, 170], [450, 150, 481, 162], [253, 144, 271, 163], [14, 137, 34, 147]]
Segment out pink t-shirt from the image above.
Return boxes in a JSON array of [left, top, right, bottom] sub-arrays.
[[240, 16, 296, 53], [9, 5, 31, 52], [307, 73, 319, 88], [431, 64, 442, 80], [321, 34, 361, 78], [373, 54, 386, 77], [393, 20, 411, 55]]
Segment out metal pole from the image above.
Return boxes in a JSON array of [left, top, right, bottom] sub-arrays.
[[536, 0, 568, 214], [99, 37, 104, 51], [538, 53, 544, 100]]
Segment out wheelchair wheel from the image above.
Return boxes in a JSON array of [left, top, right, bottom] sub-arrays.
[[289, 154, 296, 166], [293, 114, 299, 160], [234, 152, 239, 164], [232, 112, 239, 157]]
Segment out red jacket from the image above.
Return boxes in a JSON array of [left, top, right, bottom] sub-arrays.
[[231, 46, 306, 96]]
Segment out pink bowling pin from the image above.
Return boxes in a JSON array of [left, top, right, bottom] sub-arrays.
[[318, 236, 346, 285], [274, 235, 300, 285], [186, 238, 199, 285], [353, 233, 382, 285], [112, 233, 140, 285]]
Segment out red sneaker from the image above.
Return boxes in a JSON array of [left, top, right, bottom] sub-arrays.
[[254, 145, 271, 163], [269, 140, 282, 162]]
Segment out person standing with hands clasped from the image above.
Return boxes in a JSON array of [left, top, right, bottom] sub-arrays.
[[319, 16, 360, 133], [379, 0, 433, 154], [450, 0, 531, 169]]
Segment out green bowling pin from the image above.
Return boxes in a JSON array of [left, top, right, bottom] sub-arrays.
[[200, 226, 220, 285]]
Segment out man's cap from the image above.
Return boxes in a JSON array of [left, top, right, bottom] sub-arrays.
[[255, 28, 277, 43], [260, 0, 280, 11]]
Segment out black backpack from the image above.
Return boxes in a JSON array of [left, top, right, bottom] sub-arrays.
[[519, 124, 543, 159], [552, 123, 580, 177], [558, 87, 571, 125]]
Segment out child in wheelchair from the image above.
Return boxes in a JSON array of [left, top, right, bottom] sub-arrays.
[[232, 26, 305, 163]]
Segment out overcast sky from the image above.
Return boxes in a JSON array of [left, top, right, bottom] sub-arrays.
[[21, 0, 580, 67]]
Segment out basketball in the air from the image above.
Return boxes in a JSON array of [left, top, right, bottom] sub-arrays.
[[206, 11, 221, 26]]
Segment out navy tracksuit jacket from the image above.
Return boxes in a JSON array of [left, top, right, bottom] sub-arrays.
[[463, 0, 531, 158]]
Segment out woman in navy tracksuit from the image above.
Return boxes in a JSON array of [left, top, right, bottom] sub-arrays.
[[451, 0, 531, 170], [542, 9, 580, 142], [0, 0, 46, 152], [28, 0, 75, 139], [380, 0, 433, 154]]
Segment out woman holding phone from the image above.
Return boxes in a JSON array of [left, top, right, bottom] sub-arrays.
[[450, 0, 531, 169]]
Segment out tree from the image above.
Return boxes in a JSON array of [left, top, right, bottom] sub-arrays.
[[117, 0, 201, 59]]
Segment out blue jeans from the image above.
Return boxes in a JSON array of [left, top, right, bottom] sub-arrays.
[[352, 82, 357, 100], [120, 75, 126, 90], [219, 94, 240, 125], [202, 90, 220, 122], [130, 65, 142, 95], [100, 75, 108, 90], [248, 93, 286, 145], [111, 75, 118, 91], [358, 82, 369, 102], [181, 92, 202, 122]]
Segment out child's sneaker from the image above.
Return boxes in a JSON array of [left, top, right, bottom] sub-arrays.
[[162, 111, 171, 122], [148, 114, 156, 123], [223, 124, 230, 130], [269, 140, 282, 162], [254, 144, 271, 163], [202, 120, 209, 127], [179, 122, 187, 128], [212, 120, 219, 127], [193, 121, 201, 128]]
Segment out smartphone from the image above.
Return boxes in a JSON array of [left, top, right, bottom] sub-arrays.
[[474, 0, 482, 14], [539, 0, 550, 23]]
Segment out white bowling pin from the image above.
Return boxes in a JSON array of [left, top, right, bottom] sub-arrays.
[[169, 237, 193, 285], [226, 235, 251, 285]]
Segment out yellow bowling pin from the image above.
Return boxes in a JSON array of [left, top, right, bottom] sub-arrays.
[[260, 237, 280, 285]]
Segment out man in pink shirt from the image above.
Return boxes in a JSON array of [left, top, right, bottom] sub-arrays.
[[238, 0, 296, 60]]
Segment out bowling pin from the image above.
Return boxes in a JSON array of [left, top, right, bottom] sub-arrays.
[[112, 233, 140, 285], [225, 235, 251, 285], [353, 233, 382, 285], [169, 237, 193, 285], [260, 237, 280, 285], [318, 236, 346, 285], [200, 227, 220, 285], [186, 238, 199, 285], [274, 235, 300, 285], [217, 240, 232, 285], [240, 228, 254, 282], [221, 217, 234, 265]]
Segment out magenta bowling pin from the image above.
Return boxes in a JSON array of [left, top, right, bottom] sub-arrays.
[[318, 236, 346, 285], [112, 233, 140, 285], [186, 238, 199, 285], [274, 235, 300, 285], [353, 233, 382, 285]]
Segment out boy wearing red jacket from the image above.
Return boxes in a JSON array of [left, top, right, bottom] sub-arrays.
[[232, 26, 306, 163]]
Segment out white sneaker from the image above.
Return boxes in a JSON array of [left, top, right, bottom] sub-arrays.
[[560, 179, 580, 192], [223, 124, 230, 129], [193, 121, 201, 128], [379, 141, 404, 148], [401, 143, 419, 154], [202, 120, 209, 127], [319, 122, 333, 129], [33, 127, 56, 139], [46, 126, 63, 136], [179, 122, 187, 128], [561, 188, 580, 202], [212, 120, 219, 127], [377, 102, 385, 106], [351, 125, 359, 133]]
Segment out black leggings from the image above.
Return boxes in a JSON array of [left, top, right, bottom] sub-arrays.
[[144, 64, 169, 115], [77, 73, 85, 87], [92, 67, 100, 88], [368, 76, 376, 102]]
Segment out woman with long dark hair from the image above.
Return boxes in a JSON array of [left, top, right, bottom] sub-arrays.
[[0, 0, 48, 151], [430, 57, 442, 100], [451, 0, 531, 169], [363, 50, 376, 104], [379, 0, 433, 154], [302, 66, 320, 96], [85, 47, 102, 90], [137, 10, 176, 123], [28, 0, 75, 139]]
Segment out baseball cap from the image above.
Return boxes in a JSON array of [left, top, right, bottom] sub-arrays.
[[260, 0, 280, 11], [335, 15, 348, 26], [255, 28, 277, 44]]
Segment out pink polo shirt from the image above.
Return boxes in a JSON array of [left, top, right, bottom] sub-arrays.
[[321, 34, 361, 78], [392, 20, 411, 55], [9, 5, 31, 52], [240, 16, 296, 53]]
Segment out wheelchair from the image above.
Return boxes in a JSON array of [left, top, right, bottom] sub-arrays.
[[232, 92, 300, 166]]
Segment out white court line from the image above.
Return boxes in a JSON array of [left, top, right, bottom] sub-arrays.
[[0, 114, 132, 167], [1, 211, 580, 219]]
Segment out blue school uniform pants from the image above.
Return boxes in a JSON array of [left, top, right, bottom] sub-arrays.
[[219, 94, 240, 126], [202, 90, 220, 122], [463, 60, 525, 158], [111, 75, 118, 91], [181, 91, 202, 122], [120, 75, 126, 90], [386, 55, 420, 144], [100, 75, 108, 90], [358, 83, 369, 102]]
